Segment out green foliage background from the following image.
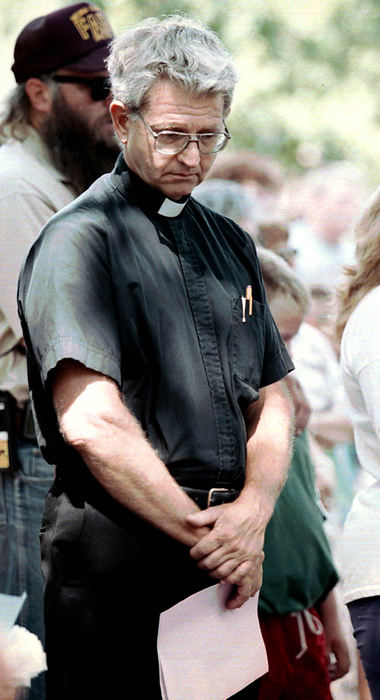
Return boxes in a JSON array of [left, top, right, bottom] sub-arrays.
[[2, 0, 380, 184]]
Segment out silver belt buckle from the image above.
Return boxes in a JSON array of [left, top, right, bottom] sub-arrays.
[[207, 487, 230, 508]]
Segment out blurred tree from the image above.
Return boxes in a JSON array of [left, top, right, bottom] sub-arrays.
[[1, 0, 380, 183]]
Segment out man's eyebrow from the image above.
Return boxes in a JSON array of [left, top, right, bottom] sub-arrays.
[[151, 122, 224, 133], [150, 123, 185, 132]]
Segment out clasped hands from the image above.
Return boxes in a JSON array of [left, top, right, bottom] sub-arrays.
[[186, 498, 265, 610]]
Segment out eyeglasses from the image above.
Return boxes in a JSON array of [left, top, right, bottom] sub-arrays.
[[136, 111, 230, 155], [52, 75, 110, 102]]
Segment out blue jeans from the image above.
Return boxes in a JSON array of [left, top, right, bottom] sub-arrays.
[[348, 596, 380, 700], [0, 442, 54, 700]]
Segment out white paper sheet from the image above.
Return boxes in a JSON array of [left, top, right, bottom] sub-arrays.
[[157, 584, 268, 700], [0, 592, 27, 634]]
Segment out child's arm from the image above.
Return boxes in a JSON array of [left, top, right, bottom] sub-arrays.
[[317, 589, 351, 680]]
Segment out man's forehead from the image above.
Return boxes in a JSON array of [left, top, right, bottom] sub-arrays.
[[143, 79, 225, 124]]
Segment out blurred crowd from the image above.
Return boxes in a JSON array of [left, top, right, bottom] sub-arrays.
[[1, 5, 379, 700], [194, 152, 377, 700], [195, 151, 368, 526]]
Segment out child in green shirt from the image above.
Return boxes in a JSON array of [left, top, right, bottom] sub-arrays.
[[257, 247, 350, 699]]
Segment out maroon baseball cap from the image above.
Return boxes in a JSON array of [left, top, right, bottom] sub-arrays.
[[12, 3, 114, 83]]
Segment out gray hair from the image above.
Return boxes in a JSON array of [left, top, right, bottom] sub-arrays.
[[107, 15, 237, 116], [0, 84, 30, 143], [257, 246, 310, 315], [0, 74, 58, 144]]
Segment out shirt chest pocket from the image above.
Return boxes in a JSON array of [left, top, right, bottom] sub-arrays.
[[231, 297, 266, 390]]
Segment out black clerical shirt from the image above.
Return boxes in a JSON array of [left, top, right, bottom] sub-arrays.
[[18, 154, 293, 491]]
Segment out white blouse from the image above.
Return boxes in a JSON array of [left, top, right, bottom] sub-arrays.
[[339, 286, 380, 603]]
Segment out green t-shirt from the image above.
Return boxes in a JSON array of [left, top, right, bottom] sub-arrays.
[[259, 430, 338, 615]]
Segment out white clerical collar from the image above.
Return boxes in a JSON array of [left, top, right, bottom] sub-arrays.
[[158, 197, 189, 217]]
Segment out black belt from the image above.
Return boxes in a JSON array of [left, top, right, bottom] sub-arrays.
[[182, 486, 240, 510]]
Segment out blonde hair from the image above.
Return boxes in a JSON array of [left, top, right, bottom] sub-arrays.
[[336, 186, 380, 340], [257, 246, 309, 314]]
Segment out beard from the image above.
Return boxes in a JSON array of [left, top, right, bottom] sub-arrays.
[[40, 91, 121, 195]]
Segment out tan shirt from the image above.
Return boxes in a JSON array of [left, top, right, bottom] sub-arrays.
[[0, 127, 76, 405]]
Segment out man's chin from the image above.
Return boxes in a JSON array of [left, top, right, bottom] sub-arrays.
[[162, 179, 199, 201], [164, 189, 193, 201]]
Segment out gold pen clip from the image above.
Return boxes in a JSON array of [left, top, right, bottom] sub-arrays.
[[246, 285, 253, 315], [241, 296, 246, 323]]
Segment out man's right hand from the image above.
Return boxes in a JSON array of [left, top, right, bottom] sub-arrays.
[[186, 498, 266, 607]]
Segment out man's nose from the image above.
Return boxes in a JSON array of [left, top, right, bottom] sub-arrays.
[[177, 139, 201, 166]]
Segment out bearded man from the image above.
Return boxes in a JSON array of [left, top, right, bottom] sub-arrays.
[[0, 5, 118, 699]]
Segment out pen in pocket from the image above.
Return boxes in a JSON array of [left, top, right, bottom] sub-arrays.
[[246, 285, 253, 315], [241, 296, 246, 323]]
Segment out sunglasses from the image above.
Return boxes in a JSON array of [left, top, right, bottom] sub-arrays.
[[52, 75, 111, 102]]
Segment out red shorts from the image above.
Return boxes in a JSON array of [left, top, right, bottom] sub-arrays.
[[258, 608, 332, 700]]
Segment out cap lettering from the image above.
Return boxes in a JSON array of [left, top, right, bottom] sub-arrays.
[[70, 5, 113, 42]]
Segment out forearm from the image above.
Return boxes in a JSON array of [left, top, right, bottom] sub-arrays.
[[284, 373, 311, 435], [241, 380, 294, 524], [317, 589, 340, 631], [187, 379, 294, 605], [54, 362, 208, 547], [73, 415, 206, 545], [317, 588, 351, 680]]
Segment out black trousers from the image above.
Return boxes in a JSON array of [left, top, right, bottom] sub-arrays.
[[41, 480, 261, 699]]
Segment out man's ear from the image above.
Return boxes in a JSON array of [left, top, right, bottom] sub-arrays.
[[110, 101, 130, 144], [24, 78, 54, 115]]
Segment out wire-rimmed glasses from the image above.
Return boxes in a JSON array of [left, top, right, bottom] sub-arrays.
[[136, 111, 230, 155]]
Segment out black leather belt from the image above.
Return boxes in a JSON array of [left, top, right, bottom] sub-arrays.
[[182, 486, 240, 510]]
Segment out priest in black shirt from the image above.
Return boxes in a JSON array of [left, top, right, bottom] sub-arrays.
[[18, 15, 294, 699]]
